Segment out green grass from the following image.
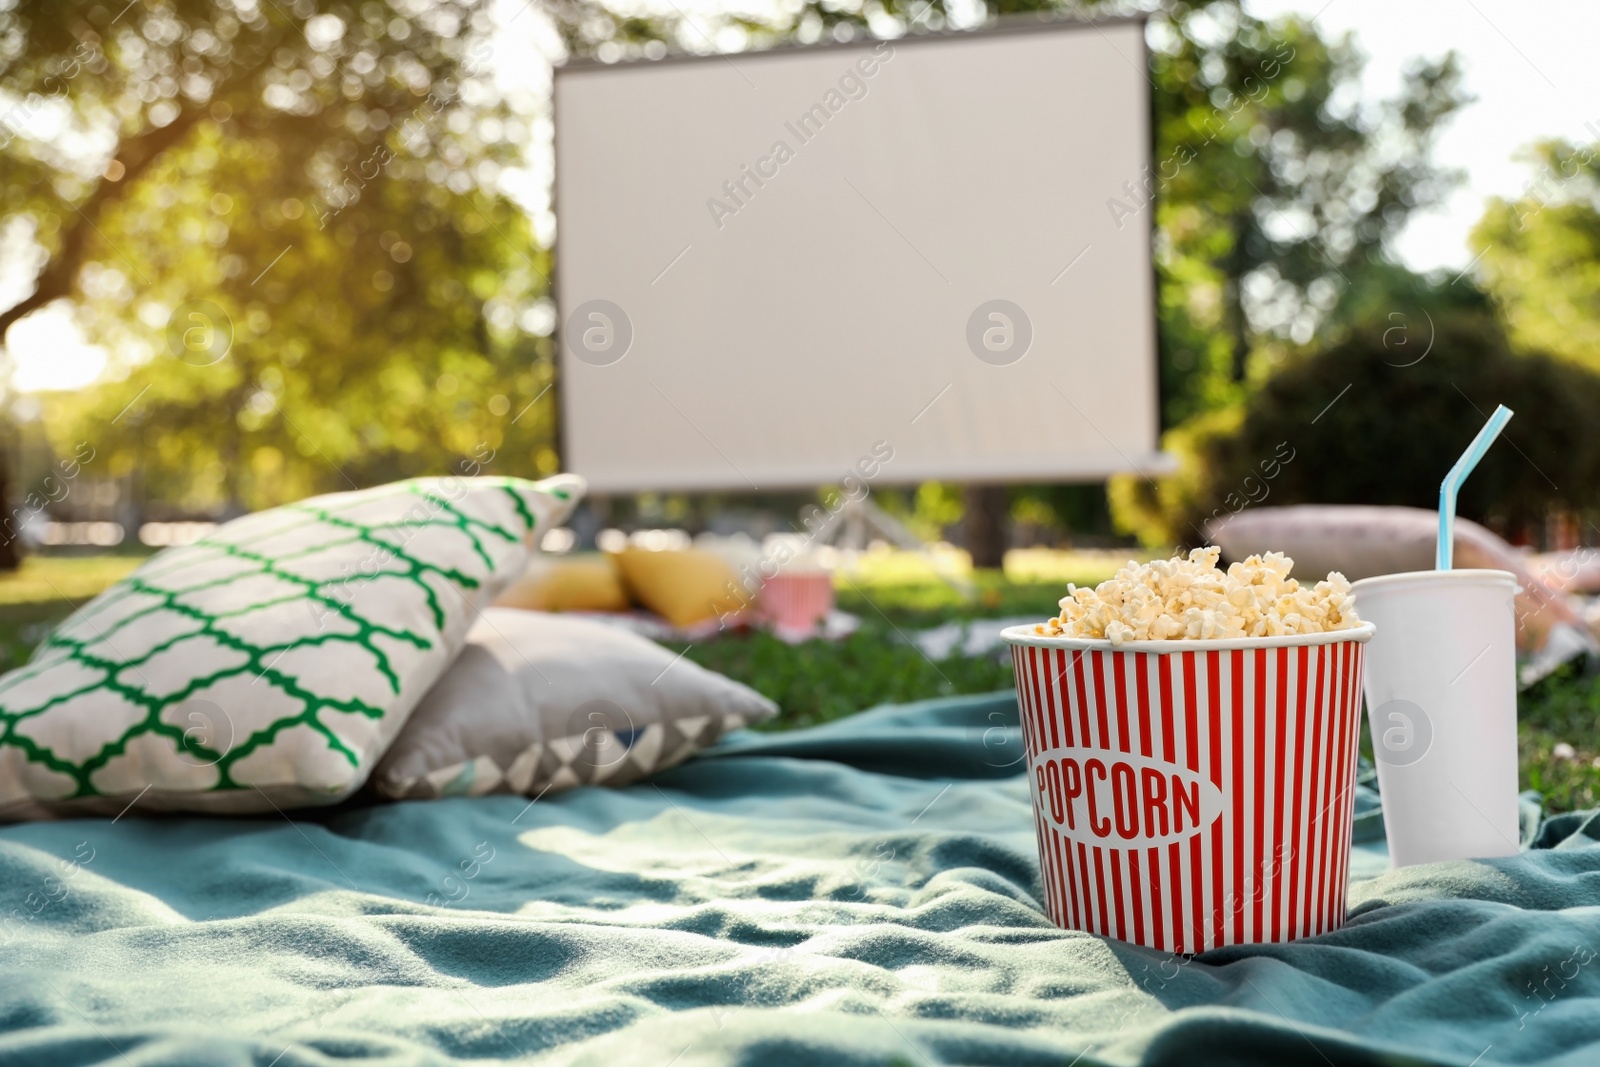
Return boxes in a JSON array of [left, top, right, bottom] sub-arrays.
[[0, 555, 144, 607], [0, 556, 148, 672], [682, 567, 1106, 731], [7, 552, 1600, 814], [679, 629, 1018, 731], [1512, 664, 1600, 813]]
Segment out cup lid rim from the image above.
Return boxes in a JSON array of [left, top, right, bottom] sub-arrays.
[[1349, 568, 1520, 594], [999, 621, 1375, 653]]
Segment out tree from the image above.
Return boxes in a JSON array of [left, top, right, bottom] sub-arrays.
[[0, 0, 1469, 560], [0, 0, 557, 521], [1472, 139, 1600, 373], [1111, 314, 1600, 548], [1146, 8, 1465, 420]]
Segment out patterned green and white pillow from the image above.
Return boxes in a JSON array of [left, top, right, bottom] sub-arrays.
[[0, 474, 584, 821]]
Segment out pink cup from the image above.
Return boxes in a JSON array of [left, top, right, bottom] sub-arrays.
[[759, 572, 834, 636], [1001, 624, 1374, 951]]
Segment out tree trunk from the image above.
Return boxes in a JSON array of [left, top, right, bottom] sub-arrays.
[[964, 484, 1009, 570], [571, 493, 609, 550], [0, 457, 17, 573], [1224, 211, 1252, 383]]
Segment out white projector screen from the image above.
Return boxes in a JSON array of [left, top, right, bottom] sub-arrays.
[[553, 18, 1161, 493]]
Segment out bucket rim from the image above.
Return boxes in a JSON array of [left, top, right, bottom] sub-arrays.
[[1000, 620, 1376, 653]]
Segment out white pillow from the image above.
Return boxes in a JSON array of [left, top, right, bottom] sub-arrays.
[[0, 475, 584, 820], [372, 609, 777, 799]]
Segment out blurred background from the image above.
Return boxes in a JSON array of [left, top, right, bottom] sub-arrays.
[[6, 0, 1600, 801], [6, 0, 1598, 561]]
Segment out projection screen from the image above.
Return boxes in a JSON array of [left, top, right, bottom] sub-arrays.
[[553, 17, 1161, 493]]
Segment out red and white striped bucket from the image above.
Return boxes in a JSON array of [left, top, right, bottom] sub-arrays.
[[759, 571, 835, 636], [1001, 624, 1374, 951]]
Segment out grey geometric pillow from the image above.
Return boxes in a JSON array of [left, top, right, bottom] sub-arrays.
[[373, 608, 777, 800], [0, 474, 583, 820]]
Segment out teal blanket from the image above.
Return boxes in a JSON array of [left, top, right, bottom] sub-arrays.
[[1, 692, 1597, 1066]]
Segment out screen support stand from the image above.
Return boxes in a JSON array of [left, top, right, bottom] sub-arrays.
[[811, 496, 976, 597]]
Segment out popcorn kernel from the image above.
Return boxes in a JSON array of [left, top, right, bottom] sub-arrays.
[[1040, 547, 1360, 646]]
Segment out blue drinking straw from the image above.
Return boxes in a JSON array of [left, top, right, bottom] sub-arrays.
[[1438, 404, 1514, 570]]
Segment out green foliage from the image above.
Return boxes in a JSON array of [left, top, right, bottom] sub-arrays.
[[1317, 258, 1492, 340], [907, 483, 965, 543], [869, 482, 968, 543], [1473, 139, 1600, 373], [0, 0, 1470, 522], [1112, 313, 1600, 546], [1107, 402, 1243, 548], [1145, 7, 1466, 421], [1009, 484, 1116, 542], [1, 0, 556, 512]]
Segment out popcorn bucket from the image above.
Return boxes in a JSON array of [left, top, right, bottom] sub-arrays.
[[759, 571, 835, 637], [1001, 624, 1374, 951]]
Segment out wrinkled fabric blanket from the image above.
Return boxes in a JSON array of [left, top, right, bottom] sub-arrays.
[[1, 691, 1597, 1066]]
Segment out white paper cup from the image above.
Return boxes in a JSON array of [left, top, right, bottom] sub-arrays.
[[1002, 623, 1374, 951], [1350, 569, 1521, 868]]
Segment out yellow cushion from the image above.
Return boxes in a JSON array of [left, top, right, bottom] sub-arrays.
[[494, 555, 630, 613], [612, 547, 745, 627]]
